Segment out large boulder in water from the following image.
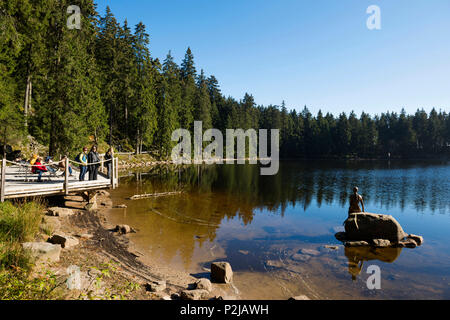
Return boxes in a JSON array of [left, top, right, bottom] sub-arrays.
[[343, 212, 407, 243]]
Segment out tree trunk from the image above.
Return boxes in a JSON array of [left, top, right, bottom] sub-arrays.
[[24, 74, 31, 127], [136, 128, 140, 155]]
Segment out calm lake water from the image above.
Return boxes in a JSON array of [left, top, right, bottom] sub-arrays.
[[108, 160, 450, 299]]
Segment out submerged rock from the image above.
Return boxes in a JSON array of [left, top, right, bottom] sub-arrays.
[[299, 248, 320, 256], [344, 213, 407, 243], [291, 253, 311, 262]]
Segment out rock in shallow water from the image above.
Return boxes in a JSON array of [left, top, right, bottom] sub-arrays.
[[372, 239, 391, 248], [299, 248, 320, 256], [344, 241, 370, 247], [344, 212, 407, 243], [291, 253, 311, 262], [407, 234, 423, 246], [211, 262, 233, 283]]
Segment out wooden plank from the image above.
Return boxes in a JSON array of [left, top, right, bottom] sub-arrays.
[[64, 157, 69, 195], [115, 157, 119, 188], [110, 155, 115, 189]]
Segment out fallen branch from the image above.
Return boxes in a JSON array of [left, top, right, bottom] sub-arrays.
[[127, 191, 183, 200]]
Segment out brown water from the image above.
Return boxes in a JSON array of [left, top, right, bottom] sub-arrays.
[[107, 160, 450, 299]]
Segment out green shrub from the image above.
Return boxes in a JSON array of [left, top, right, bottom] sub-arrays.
[[0, 201, 43, 269], [0, 267, 62, 300]]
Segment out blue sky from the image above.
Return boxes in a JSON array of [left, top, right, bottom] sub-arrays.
[[95, 0, 450, 116]]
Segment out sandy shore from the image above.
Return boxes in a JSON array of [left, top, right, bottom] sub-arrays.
[[34, 191, 236, 300]]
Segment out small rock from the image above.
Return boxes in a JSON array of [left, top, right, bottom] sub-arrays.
[[180, 289, 210, 300], [324, 245, 339, 250], [98, 190, 110, 197], [289, 295, 310, 300], [299, 248, 320, 256], [195, 278, 212, 292], [40, 216, 61, 234], [114, 204, 127, 209], [47, 207, 75, 217], [115, 224, 133, 234], [85, 202, 98, 212], [399, 238, 418, 248], [149, 292, 171, 300], [407, 234, 424, 246], [211, 262, 233, 283], [344, 241, 370, 247], [145, 280, 166, 292], [265, 260, 283, 267], [170, 293, 181, 300], [48, 233, 79, 249], [22, 242, 61, 263], [238, 250, 249, 255], [372, 239, 391, 248]]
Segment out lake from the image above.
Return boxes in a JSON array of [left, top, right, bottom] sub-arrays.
[[107, 160, 450, 299]]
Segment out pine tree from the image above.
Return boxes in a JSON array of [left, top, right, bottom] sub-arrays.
[[180, 47, 196, 130], [194, 70, 212, 129], [0, 0, 25, 151], [31, 0, 105, 155]]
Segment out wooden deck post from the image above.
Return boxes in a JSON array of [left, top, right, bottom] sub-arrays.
[[100, 155, 104, 173], [110, 155, 115, 189], [1, 158, 6, 202], [64, 157, 69, 195], [115, 157, 119, 188]]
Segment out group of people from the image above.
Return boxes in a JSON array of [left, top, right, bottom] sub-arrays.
[[29, 146, 114, 183], [75, 146, 114, 181]]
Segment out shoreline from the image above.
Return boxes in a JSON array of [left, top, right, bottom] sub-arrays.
[[117, 156, 449, 170], [29, 191, 231, 300]]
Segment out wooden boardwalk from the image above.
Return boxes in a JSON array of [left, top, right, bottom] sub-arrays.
[[0, 157, 119, 202]]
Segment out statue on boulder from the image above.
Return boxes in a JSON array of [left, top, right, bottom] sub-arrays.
[[348, 186, 365, 215], [335, 187, 424, 249]]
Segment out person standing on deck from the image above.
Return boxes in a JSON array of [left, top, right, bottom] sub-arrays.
[[104, 147, 114, 179], [77, 147, 88, 181], [348, 187, 365, 216], [88, 145, 100, 180]]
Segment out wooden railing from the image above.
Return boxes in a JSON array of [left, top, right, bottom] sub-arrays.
[[0, 156, 119, 202]]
